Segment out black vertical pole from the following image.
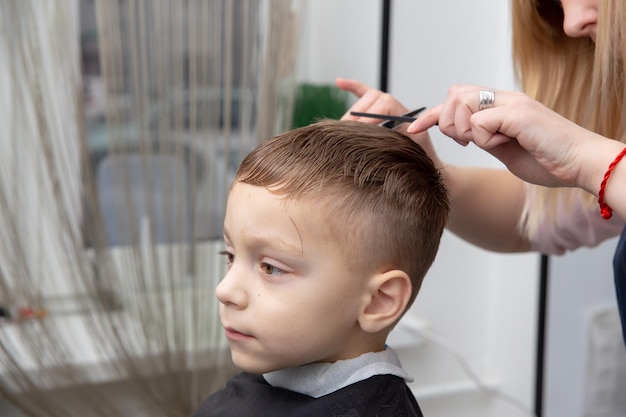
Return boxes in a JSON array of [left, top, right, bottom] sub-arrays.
[[535, 254, 549, 417], [380, 0, 391, 92]]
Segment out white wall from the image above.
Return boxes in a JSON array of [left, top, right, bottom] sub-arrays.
[[296, 0, 381, 86], [297, 1, 540, 417]]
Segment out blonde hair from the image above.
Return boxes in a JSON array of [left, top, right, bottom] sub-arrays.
[[512, 0, 626, 237], [236, 120, 449, 306]]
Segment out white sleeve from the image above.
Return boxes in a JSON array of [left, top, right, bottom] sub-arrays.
[[530, 192, 625, 255]]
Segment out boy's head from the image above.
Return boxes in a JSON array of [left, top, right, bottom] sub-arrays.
[[216, 120, 449, 374]]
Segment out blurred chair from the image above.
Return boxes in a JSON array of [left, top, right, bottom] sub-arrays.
[[95, 148, 192, 246]]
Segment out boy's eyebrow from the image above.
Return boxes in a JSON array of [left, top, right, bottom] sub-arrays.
[[223, 227, 304, 256], [249, 235, 303, 256]]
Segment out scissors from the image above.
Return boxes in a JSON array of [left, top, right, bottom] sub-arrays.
[[350, 107, 426, 129]]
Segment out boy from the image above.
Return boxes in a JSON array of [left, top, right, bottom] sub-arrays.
[[193, 120, 449, 417]]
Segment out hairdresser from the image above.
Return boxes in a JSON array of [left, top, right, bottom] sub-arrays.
[[337, 0, 626, 345]]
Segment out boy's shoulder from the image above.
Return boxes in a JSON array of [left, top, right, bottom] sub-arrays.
[[192, 371, 424, 417]]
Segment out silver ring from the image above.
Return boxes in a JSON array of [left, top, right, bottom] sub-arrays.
[[478, 89, 495, 111]]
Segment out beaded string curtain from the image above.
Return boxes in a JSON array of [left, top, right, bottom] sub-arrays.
[[0, 1, 299, 416]]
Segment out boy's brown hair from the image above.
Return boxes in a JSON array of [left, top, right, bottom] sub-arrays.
[[235, 120, 449, 307]]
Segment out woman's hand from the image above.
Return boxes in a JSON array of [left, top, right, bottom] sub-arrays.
[[407, 84, 597, 190]]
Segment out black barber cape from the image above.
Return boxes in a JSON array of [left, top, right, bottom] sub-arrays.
[[192, 371, 423, 417], [614, 226, 626, 348]]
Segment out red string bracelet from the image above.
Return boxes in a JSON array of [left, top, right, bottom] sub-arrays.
[[598, 147, 626, 220]]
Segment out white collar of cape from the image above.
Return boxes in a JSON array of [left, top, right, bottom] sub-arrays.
[[263, 346, 413, 398]]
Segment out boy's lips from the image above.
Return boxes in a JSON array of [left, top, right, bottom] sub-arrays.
[[223, 326, 254, 341]]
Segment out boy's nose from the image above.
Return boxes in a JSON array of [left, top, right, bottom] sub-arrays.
[[561, 2, 597, 40], [215, 267, 248, 309]]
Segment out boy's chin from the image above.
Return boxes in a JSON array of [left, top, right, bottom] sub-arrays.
[[231, 352, 276, 375]]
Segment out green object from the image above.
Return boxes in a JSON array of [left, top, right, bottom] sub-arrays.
[[291, 83, 349, 129]]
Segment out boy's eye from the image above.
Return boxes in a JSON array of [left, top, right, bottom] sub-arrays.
[[260, 262, 283, 276], [219, 250, 234, 265]]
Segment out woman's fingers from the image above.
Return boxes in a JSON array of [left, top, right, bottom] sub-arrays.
[[407, 106, 441, 133], [335, 77, 370, 98], [409, 85, 510, 147], [336, 78, 409, 122]]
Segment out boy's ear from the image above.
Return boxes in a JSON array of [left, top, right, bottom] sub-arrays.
[[358, 270, 412, 334]]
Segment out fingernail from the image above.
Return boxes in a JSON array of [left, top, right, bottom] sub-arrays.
[[406, 122, 418, 133]]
